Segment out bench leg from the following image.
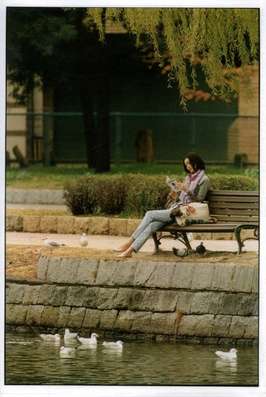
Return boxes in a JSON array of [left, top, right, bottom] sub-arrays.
[[235, 225, 259, 254], [234, 227, 243, 254], [152, 232, 161, 253], [181, 232, 193, 252]]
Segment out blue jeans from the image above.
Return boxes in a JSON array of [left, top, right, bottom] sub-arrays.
[[132, 209, 173, 252]]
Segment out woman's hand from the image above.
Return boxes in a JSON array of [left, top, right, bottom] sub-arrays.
[[168, 191, 178, 200]]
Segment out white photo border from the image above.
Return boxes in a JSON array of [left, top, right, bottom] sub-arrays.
[[0, 1, 265, 396]]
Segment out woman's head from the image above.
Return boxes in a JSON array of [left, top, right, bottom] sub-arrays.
[[183, 153, 206, 173]]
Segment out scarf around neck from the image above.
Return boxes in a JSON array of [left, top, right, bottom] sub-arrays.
[[179, 169, 205, 204]]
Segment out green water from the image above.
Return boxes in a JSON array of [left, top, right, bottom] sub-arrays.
[[5, 332, 258, 385]]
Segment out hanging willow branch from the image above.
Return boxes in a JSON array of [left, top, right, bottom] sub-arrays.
[[85, 8, 259, 104]]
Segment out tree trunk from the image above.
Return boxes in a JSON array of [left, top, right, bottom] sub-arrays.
[[79, 79, 97, 169], [94, 69, 110, 173]]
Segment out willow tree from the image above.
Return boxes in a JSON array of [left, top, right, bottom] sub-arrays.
[[86, 8, 259, 107]]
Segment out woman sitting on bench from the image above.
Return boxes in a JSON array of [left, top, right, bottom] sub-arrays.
[[115, 152, 210, 258]]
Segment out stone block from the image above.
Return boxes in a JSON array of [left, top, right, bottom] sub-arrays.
[[87, 217, 109, 235], [113, 288, 134, 310], [126, 219, 141, 237], [76, 259, 99, 285], [134, 261, 157, 287], [109, 218, 127, 236], [99, 309, 118, 329], [41, 306, 60, 327], [114, 310, 135, 331], [6, 304, 28, 325], [45, 257, 63, 283], [141, 290, 178, 312], [23, 216, 41, 232], [57, 216, 75, 234], [178, 314, 214, 337], [251, 267, 259, 293], [74, 217, 90, 234], [131, 312, 152, 333], [56, 306, 71, 328], [50, 286, 69, 306], [83, 287, 99, 308], [128, 289, 146, 311], [190, 292, 221, 314], [175, 291, 194, 314], [150, 312, 179, 334], [95, 260, 118, 286], [82, 309, 101, 328], [170, 263, 195, 289], [146, 262, 176, 289], [191, 263, 214, 290], [49, 257, 79, 284], [219, 293, 258, 316], [22, 285, 41, 305], [96, 288, 118, 309], [244, 316, 258, 338], [229, 316, 249, 338], [213, 232, 233, 240], [40, 216, 58, 233], [6, 215, 23, 231], [230, 265, 255, 293], [6, 283, 25, 304], [211, 315, 232, 337], [65, 286, 89, 307], [211, 263, 236, 291], [37, 284, 55, 305], [67, 307, 86, 328], [25, 305, 44, 326], [112, 261, 137, 286], [37, 256, 49, 281]]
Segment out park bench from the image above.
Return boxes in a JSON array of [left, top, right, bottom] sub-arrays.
[[152, 190, 259, 254]]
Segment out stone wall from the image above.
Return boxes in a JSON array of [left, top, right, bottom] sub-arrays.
[[7, 212, 256, 241], [6, 255, 258, 345]]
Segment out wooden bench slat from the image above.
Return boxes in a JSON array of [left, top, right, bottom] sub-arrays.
[[210, 215, 258, 223], [208, 196, 259, 203], [208, 190, 258, 196], [162, 223, 258, 233], [209, 202, 258, 209], [210, 208, 258, 215]]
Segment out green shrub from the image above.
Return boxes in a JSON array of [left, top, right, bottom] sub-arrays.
[[64, 175, 126, 215], [63, 173, 258, 216], [209, 175, 258, 191]]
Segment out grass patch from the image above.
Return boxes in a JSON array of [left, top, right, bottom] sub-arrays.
[[6, 163, 258, 189]]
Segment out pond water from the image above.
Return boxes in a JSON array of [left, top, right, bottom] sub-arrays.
[[5, 332, 258, 386]]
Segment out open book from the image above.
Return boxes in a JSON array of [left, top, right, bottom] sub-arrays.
[[166, 176, 179, 192]]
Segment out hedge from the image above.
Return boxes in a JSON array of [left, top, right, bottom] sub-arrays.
[[64, 173, 258, 217]]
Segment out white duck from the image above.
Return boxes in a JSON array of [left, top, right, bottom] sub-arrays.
[[40, 333, 61, 343], [78, 333, 98, 346], [215, 348, 238, 360], [59, 346, 76, 358], [80, 233, 88, 247], [64, 328, 78, 343], [102, 340, 123, 350]]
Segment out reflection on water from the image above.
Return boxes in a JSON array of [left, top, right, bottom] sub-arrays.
[[5, 332, 258, 385]]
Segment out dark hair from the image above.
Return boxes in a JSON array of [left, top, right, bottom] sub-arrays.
[[183, 152, 206, 173]]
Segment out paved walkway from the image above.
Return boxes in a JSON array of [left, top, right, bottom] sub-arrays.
[[7, 203, 69, 211], [6, 231, 258, 253]]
